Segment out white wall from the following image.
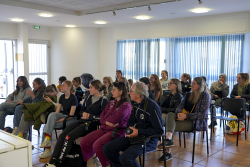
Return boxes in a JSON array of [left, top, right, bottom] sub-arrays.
[[0, 22, 17, 39], [50, 27, 99, 85], [28, 25, 50, 41]]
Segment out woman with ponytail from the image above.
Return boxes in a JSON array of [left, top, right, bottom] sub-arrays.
[[160, 70, 170, 92], [72, 77, 84, 103], [181, 73, 192, 96], [39, 80, 78, 159], [230, 73, 250, 118], [43, 80, 109, 166]]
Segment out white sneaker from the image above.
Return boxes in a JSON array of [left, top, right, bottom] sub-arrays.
[[40, 138, 51, 148], [43, 163, 56, 167], [39, 148, 52, 159], [12, 127, 19, 135], [93, 156, 102, 167]]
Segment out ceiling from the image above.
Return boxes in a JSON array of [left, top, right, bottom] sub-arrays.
[[0, 0, 250, 27]]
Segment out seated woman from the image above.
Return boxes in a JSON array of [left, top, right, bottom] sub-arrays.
[[103, 76, 114, 101], [160, 70, 170, 92], [118, 77, 130, 91], [149, 74, 163, 102], [12, 78, 46, 135], [209, 74, 229, 127], [43, 80, 108, 167], [230, 73, 250, 119], [0, 76, 31, 130], [17, 84, 60, 139], [80, 82, 131, 167], [39, 81, 78, 159], [72, 76, 84, 103], [180, 73, 192, 96], [159, 78, 183, 121], [158, 77, 210, 161]]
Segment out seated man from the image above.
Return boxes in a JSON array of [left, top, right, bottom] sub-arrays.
[[103, 81, 163, 167]]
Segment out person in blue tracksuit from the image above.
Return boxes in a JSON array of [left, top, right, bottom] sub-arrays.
[[103, 81, 163, 167]]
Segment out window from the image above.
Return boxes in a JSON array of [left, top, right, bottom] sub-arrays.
[[117, 34, 244, 94], [0, 40, 15, 102], [117, 39, 160, 80], [28, 42, 49, 85]]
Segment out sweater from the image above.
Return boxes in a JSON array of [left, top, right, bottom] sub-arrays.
[[160, 78, 170, 91], [100, 99, 131, 135], [6, 87, 31, 104], [176, 92, 210, 131], [210, 81, 229, 106]]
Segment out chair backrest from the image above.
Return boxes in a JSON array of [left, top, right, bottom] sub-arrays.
[[223, 98, 246, 114]]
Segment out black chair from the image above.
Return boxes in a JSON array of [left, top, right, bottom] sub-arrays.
[[178, 117, 209, 164], [211, 98, 247, 146], [110, 128, 167, 167]]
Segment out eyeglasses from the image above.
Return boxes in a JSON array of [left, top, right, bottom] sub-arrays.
[[168, 82, 175, 86], [191, 82, 198, 85]]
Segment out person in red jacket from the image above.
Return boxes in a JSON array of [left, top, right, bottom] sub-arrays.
[[80, 82, 131, 167]]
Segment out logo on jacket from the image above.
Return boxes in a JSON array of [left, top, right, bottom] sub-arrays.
[[140, 114, 144, 120]]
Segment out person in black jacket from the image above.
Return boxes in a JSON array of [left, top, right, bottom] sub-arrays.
[[230, 73, 250, 118], [103, 82, 163, 167], [43, 80, 108, 167], [180, 73, 191, 96], [158, 78, 183, 161]]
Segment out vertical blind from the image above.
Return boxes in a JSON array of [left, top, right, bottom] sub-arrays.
[[28, 43, 48, 85]]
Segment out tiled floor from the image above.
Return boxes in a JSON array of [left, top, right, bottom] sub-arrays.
[[5, 114, 250, 167]]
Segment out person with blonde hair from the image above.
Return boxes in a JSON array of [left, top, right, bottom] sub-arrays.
[[39, 80, 78, 159], [160, 70, 170, 91], [158, 77, 210, 161], [103, 76, 114, 101], [149, 74, 163, 102]]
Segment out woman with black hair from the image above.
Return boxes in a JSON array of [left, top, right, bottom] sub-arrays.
[[12, 78, 46, 135], [0, 76, 31, 130], [80, 82, 131, 167]]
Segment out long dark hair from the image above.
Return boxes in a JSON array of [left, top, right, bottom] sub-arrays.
[[13, 76, 30, 96], [33, 78, 46, 97], [113, 82, 130, 108]]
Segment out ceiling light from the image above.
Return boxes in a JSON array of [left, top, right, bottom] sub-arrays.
[[190, 8, 210, 13], [148, 5, 151, 11], [10, 18, 24, 22], [135, 15, 151, 20], [65, 25, 76, 28], [94, 21, 107, 24], [38, 13, 54, 17]]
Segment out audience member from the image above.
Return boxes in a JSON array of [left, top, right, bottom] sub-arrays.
[[149, 74, 163, 102], [57, 76, 67, 92], [139, 77, 155, 101], [72, 77, 84, 103], [160, 70, 170, 92], [180, 73, 191, 96], [115, 70, 122, 82], [103, 76, 114, 101]]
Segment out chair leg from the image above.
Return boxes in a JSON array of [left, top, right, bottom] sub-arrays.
[[38, 130, 40, 136], [183, 132, 186, 148], [192, 130, 196, 164], [247, 113, 249, 131], [245, 116, 247, 140], [55, 129, 58, 140], [237, 120, 239, 146], [223, 120, 225, 137], [206, 130, 209, 155], [210, 119, 213, 141], [179, 132, 181, 147], [162, 136, 166, 167], [202, 131, 204, 139], [139, 155, 142, 166]]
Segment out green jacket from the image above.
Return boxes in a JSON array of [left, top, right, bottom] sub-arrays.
[[22, 95, 57, 130]]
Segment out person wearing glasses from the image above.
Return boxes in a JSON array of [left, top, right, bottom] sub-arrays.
[[158, 77, 210, 161], [103, 81, 163, 167], [80, 82, 131, 167]]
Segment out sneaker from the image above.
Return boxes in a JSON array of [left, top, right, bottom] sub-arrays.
[[158, 139, 175, 149], [43, 163, 56, 167], [39, 148, 52, 159], [208, 121, 217, 128], [40, 138, 51, 148], [158, 153, 172, 162], [12, 127, 19, 135], [93, 156, 102, 167]]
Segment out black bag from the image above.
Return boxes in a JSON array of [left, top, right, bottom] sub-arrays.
[[81, 73, 94, 89], [129, 98, 149, 145], [60, 141, 83, 167]]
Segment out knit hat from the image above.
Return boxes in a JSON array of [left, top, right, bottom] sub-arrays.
[[219, 73, 227, 83]]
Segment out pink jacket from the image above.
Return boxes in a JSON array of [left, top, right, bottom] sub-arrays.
[[100, 99, 131, 133]]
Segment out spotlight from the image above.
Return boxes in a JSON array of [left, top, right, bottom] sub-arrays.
[[113, 10, 116, 16], [148, 5, 151, 11], [198, 0, 202, 4]]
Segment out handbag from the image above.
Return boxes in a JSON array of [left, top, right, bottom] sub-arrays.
[[129, 98, 149, 145], [182, 103, 196, 114]]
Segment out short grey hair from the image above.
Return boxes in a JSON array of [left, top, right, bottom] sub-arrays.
[[132, 81, 149, 98]]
